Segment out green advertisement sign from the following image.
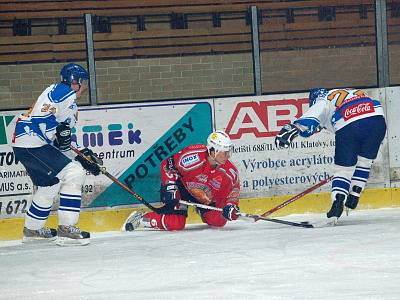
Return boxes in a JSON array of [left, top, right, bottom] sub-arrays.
[[90, 103, 213, 207]]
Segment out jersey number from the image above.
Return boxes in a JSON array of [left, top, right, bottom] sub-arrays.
[[41, 104, 57, 114], [326, 89, 366, 107]]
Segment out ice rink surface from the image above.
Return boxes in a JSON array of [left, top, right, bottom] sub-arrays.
[[1, 208, 399, 300]]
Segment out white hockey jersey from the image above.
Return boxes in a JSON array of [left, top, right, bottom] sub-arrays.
[[12, 83, 78, 148], [294, 88, 384, 137]]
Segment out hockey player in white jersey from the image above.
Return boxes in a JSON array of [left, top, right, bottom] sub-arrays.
[[275, 88, 386, 222], [12, 63, 101, 246]]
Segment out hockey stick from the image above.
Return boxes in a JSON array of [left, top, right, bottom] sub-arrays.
[[70, 146, 165, 214], [256, 176, 333, 221], [179, 200, 313, 228]]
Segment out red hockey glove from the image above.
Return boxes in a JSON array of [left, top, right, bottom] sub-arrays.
[[222, 204, 240, 221]]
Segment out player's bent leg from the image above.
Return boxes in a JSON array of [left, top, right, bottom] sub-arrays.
[[23, 184, 59, 243], [345, 156, 373, 210], [55, 162, 90, 246], [201, 210, 228, 227], [124, 211, 186, 231], [327, 165, 354, 220]]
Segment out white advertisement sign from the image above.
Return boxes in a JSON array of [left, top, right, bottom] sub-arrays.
[[214, 89, 390, 198]]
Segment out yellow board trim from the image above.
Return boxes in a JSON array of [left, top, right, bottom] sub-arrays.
[[1, 187, 399, 241]]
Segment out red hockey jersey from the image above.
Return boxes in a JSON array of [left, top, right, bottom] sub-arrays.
[[160, 144, 240, 208]]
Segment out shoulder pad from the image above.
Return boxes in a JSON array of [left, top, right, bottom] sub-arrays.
[[48, 83, 76, 103], [177, 147, 207, 170], [186, 144, 207, 151]]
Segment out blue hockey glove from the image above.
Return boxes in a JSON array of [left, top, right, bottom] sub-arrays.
[[55, 122, 71, 151], [161, 183, 180, 208], [275, 123, 299, 149], [222, 204, 240, 221]]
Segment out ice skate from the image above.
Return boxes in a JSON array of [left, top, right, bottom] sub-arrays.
[[345, 186, 362, 215], [122, 211, 145, 231], [22, 227, 57, 243], [55, 225, 90, 246], [326, 194, 345, 225], [345, 194, 359, 216]]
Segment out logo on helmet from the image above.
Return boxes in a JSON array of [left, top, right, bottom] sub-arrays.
[[207, 130, 232, 152]]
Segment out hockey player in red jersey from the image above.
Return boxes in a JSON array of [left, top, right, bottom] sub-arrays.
[[123, 130, 241, 231]]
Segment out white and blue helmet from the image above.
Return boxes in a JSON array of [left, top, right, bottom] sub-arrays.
[[60, 63, 89, 85], [309, 88, 329, 107]]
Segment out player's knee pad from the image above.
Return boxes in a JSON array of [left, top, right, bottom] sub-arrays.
[[201, 210, 228, 227], [34, 183, 61, 202], [58, 162, 85, 193], [331, 164, 354, 202], [163, 214, 186, 230], [57, 162, 84, 226], [357, 156, 374, 168]]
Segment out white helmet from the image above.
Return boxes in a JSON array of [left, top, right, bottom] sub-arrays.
[[206, 130, 233, 153]]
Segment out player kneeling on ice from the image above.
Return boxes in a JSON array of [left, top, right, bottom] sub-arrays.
[[12, 63, 101, 246], [124, 131, 241, 231], [274, 88, 386, 223]]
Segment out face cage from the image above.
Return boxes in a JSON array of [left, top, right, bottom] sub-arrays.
[[71, 79, 88, 86]]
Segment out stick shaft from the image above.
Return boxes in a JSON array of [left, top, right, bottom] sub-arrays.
[[179, 200, 313, 228], [258, 176, 333, 219], [70, 146, 162, 213]]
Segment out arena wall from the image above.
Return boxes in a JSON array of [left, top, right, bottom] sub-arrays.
[[0, 86, 399, 240], [2, 44, 400, 110]]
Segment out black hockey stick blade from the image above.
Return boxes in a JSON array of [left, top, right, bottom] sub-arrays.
[[256, 216, 314, 228], [242, 212, 314, 228]]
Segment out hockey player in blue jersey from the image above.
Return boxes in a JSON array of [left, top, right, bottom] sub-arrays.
[[275, 88, 386, 223], [12, 63, 101, 245]]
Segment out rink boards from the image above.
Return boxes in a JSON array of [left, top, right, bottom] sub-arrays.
[[1, 87, 400, 240]]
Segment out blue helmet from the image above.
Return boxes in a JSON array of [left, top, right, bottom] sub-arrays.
[[60, 63, 89, 85], [309, 88, 329, 107]]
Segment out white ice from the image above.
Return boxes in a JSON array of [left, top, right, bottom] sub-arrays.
[[1, 208, 399, 300]]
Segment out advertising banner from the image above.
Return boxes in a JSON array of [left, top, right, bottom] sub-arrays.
[[0, 101, 213, 218], [214, 89, 390, 199]]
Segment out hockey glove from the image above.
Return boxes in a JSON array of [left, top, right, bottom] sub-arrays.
[[222, 204, 240, 221], [160, 183, 180, 209], [75, 149, 101, 176], [275, 123, 299, 149], [80, 147, 103, 165], [55, 122, 71, 151]]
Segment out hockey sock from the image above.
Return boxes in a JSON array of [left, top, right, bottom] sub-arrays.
[[348, 156, 373, 199], [25, 184, 60, 230], [331, 165, 353, 202]]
